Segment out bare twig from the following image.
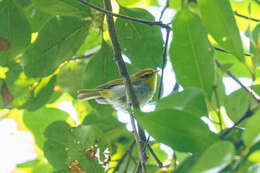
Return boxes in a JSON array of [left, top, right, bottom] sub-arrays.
[[215, 60, 260, 103], [234, 11, 260, 22], [221, 110, 254, 137], [158, 28, 171, 99], [214, 47, 251, 57], [76, 0, 171, 29], [159, 0, 169, 21], [147, 143, 163, 168], [113, 141, 136, 173], [103, 0, 146, 172]]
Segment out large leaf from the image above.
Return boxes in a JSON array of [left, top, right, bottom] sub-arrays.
[[198, 0, 244, 62], [156, 88, 207, 116], [44, 121, 108, 172], [23, 107, 69, 149], [169, 8, 215, 100], [83, 41, 119, 89], [115, 7, 163, 69], [225, 88, 249, 123], [191, 141, 234, 173], [22, 16, 90, 77], [250, 24, 260, 65], [136, 109, 218, 153], [0, 0, 31, 63], [243, 111, 260, 146]]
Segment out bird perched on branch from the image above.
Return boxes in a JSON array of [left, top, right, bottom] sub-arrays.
[[78, 68, 158, 110]]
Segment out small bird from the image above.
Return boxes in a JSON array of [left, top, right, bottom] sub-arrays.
[[78, 68, 158, 110]]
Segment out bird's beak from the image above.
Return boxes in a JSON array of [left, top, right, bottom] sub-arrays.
[[154, 69, 160, 74]]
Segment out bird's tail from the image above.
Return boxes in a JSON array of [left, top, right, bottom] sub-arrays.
[[77, 89, 103, 101]]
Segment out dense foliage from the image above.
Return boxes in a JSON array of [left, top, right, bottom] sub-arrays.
[[1, 0, 260, 172]]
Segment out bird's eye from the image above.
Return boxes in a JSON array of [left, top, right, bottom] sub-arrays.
[[141, 73, 152, 78]]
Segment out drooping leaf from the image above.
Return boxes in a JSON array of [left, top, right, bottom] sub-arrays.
[[23, 107, 69, 149], [22, 16, 90, 77], [115, 7, 163, 69], [83, 41, 119, 89], [44, 121, 108, 172], [156, 88, 208, 116], [0, 0, 31, 63], [169, 8, 215, 100], [136, 109, 218, 153], [191, 141, 234, 173], [198, 0, 244, 62]]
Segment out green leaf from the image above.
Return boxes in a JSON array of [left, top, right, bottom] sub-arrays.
[[22, 75, 56, 111], [136, 109, 218, 153], [44, 121, 108, 172], [23, 107, 69, 149], [173, 154, 201, 173], [169, 8, 215, 100], [115, 7, 163, 69], [156, 88, 208, 116], [57, 61, 85, 98], [22, 16, 90, 78], [191, 141, 234, 173], [243, 111, 260, 146], [0, 0, 31, 62], [75, 26, 102, 57], [198, 0, 244, 62], [31, 0, 91, 17], [225, 88, 249, 123], [83, 41, 119, 89]]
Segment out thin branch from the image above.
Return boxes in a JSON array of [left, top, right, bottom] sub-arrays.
[[158, 28, 171, 99], [76, 0, 171, 29], [113, 140, 136, 173], [147, 143, 163, 168], [234, 11, 260, 22], [214, 47, 251, 57], [103, 0, 146, 172], [221, 110, 254, 137], [215, 59, 260, 103], [159, 0, 169, 21]]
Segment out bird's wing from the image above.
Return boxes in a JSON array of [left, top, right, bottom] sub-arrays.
[[97, 78, 124, 89]]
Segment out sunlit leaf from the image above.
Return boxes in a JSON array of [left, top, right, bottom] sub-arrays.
[[115, 7, 163, 69], [156, 88, 208, 116], [136, 109, 218, 153], [169, 8, 215, 100], [243, 111, 260, 146], [23, 107, 70, 149], [191, 141, 234, 173], [22, 16, 90, 77], [198, 0, 244, 62], [44, 121, 108, 172]]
